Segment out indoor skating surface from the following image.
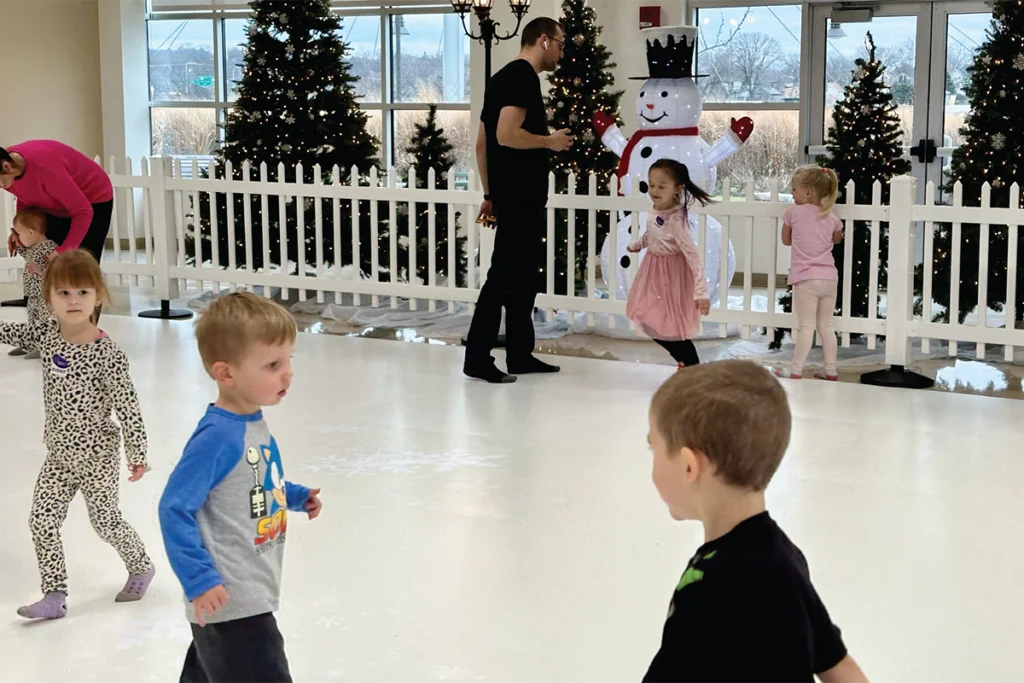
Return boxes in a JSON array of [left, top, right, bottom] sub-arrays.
[[0, 311, 1020, 682]]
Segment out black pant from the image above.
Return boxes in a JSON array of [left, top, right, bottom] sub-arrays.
[[180, 612, 292, 683], [44, 199, 114, 264], [655, 339, 700, 366], [465, 200, 546, 367]]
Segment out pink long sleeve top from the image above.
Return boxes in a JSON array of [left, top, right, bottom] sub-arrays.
[[629, 207, 709, 299], [4, 140, 113, 254]]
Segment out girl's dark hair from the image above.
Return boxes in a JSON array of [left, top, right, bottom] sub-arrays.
[[0, 147, 11, 164], [649, 158, 713, 207]]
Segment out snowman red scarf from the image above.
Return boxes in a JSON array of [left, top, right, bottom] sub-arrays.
[[617, 127, 699, 181]]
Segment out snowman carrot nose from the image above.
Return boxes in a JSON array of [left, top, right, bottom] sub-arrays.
[[646, 104, 655, 110]]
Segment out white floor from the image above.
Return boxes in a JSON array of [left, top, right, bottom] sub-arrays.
[[0, 311, 1021, 683]]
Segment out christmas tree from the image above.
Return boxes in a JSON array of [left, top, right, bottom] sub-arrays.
[[927, 1, 1024, 324], [400, 105, 467, 287], [191, 0, 383, 275], [544, 0, 624, 295], [772, 33, 910, 348]]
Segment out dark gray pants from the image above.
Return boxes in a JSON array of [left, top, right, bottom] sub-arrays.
[[179, 612, 292, 683]]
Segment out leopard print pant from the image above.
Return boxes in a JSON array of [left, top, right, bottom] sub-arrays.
[[30, 448, 152, 595]]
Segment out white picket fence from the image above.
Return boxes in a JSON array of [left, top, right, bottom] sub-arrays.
[[1, 156, 1023, 372]]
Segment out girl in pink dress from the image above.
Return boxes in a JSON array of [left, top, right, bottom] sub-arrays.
[[626, 159, 712, 368], [779, 165, 843, 380]]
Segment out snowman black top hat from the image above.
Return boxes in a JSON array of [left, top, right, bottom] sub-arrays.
[[631, 26, 709, 80]]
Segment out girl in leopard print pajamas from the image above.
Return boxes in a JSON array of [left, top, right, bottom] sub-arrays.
[[9, 209, 57, 359], [0, 250, 155, 620]]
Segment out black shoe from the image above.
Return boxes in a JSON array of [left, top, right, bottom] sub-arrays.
[[507, 356, 560, 375], [8, 347, 27, 357], [464, 362, 517, 384]]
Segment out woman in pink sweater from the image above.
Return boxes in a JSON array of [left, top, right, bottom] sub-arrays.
[[1, 141, 114, 264]]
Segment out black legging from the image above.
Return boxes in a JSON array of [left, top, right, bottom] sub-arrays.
[[654, 339, 700, 366]]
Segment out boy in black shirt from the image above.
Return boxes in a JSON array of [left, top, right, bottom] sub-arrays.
[[644, 361, 868, 683]]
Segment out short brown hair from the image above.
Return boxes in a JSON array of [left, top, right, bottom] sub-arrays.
[[650, 361, 791, 491], [43, 250, 110, 307], [521, 17, 562, 47], [14, 209, 46, 235], [195, 291, 296, 373]]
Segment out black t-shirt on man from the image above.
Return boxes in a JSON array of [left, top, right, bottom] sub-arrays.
[[481, 58, 549, 205], [643, 512, 848, 683]]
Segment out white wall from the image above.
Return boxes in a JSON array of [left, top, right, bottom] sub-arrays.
[[0, 0, 103, 157]]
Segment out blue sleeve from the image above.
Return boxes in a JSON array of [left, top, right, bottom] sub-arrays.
[[285, 481, 311, 513], [158, 421, 242, 601]]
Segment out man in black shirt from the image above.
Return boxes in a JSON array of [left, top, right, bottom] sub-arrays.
[[464, 17, 574, 384], [644, 361, 869, 682]]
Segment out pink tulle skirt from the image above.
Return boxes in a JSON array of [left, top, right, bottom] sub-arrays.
[[626, 252, 702, 341]]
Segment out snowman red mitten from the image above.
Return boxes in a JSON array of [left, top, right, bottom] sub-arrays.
[[593, 112, 616, 136], [730, 117, 754, 142]]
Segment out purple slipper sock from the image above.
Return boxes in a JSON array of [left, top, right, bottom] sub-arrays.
[[17, 592, 67, 620], [116, 564, 156, 602]]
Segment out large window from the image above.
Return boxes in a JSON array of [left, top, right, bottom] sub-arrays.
[[691, 4, 803, 195], [147, 9, 472, 174]]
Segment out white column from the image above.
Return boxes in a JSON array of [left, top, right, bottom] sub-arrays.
[[443, 14, 465, 102]]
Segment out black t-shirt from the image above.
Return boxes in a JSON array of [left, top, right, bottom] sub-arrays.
[[643, 512, 848, 683], [481, 59, 549, 204]]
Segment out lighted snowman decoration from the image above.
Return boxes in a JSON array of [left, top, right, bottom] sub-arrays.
[[593, 25, 754, 306]]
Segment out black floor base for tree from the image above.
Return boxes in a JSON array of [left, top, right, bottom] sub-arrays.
[[1, 297, 27, 308], [139, 300, 193, 321], [860, 365, 934, 390]]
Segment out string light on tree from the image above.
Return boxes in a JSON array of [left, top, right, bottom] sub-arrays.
[[544, 0, 624, 294], [400, 104, 468, 287], [927, 0, 1024, 324], [191, 0, 380, 275]]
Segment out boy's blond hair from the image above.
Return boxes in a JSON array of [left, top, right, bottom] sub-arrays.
[[195, 291, 296, 373], [14, 208, 46, 235], [650, 360, 791, 491]]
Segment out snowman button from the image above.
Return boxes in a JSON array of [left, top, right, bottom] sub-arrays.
[[656, 216, 665, 226], [641, 146, 653, 159], [639, 181, 649, 194]]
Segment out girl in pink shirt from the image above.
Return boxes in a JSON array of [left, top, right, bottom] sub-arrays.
[[626, 159, 712, 368], [779, 165, 843, 380]]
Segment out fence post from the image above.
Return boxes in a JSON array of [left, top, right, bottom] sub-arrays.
[[139, 156, 193, 321], [860, 174, 933, 389]]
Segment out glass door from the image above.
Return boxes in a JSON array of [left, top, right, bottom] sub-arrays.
[[806, 1, 991, 206], [927, 2, 992, 204]]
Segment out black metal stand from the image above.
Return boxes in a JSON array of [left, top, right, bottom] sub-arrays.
[[139, 300, 193, 321], [860, 365, 934, 390], [451, 3, 527, 351], [1, 297, 27, 307]]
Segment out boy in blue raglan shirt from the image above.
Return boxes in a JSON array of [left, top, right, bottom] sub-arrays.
[[159, 292, 322, 682]]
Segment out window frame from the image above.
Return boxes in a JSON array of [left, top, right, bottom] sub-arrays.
[[146, 5, 471, 169]]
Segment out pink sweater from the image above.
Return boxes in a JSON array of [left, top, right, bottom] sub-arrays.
[[4, 140, 113, 253], [784, 203, 843, 285]]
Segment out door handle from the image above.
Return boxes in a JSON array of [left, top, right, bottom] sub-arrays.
[[910, 138, 937, 164]]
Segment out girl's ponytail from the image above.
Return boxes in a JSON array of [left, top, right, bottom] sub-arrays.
[[820, 167, 839, 214]]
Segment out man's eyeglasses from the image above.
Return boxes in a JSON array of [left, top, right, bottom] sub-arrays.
[[547, 35, 565, 51]]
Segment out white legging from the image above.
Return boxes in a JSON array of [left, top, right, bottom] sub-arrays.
[[790, 279, 838, 377]]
